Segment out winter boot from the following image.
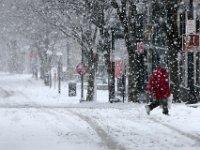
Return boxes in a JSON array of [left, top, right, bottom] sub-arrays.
[[145, 105, 151, 115]]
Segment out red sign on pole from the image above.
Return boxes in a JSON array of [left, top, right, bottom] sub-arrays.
[[182, 34, 199, 51], [76, 63, 88, 75], [115, 61, 123, 78]]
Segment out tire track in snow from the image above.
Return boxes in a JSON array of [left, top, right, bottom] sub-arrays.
[[69, 110, 127, 150], [43, 109, 127, 150], [0, 87, 14, 98], [0, 104, 132, 109], [39, 109, 107, 149], [149, 117, 200, 143], [35, 109, 83, 139]]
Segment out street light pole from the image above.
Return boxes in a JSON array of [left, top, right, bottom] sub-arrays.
[[58, 59, 61, 94], [57, 52, 63, 94], [186, 0, 198, 104], [109, 14, 118, 102], [81, 47, 84, 101], [47, 50, 52, 88], [111, 28, 115, 101], [136, 0, 145, 94]]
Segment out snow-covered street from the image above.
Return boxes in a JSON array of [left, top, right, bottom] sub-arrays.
[[0, 73, 200, 150]]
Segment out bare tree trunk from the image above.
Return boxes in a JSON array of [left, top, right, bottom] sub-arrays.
[[36, 47, 48, 79], [165, 0, 180, 102], [86, 49, 96, 101], [111, 0, 139, 102], [102, 28, 115, 102]]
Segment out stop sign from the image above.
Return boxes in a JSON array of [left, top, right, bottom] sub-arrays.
[[76, 63, 88, 75]]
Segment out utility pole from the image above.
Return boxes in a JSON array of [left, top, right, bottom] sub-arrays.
[[110, 28, 115, 102], [165, 0, 181, 103], [56, 52, 63, 94], [186, 0, 198, 104], [81, 47, 84, 101]]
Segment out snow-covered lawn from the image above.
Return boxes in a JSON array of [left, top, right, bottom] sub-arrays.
[[0, 73, 200, 150]]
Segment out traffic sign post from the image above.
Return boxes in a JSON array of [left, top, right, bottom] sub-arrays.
[[76, 62, 88, 102], [76, 63, 88, 76]]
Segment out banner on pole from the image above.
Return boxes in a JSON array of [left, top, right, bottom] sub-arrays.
[[115, 61, 123, 78], [182, 34, 199, 51]]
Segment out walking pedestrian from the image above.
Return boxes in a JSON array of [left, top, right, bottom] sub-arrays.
[[145, 62, 170, 115]]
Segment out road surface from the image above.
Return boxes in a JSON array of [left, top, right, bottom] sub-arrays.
[[0, 73, 200, 150]]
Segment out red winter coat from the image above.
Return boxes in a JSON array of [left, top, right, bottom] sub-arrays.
[[146, 67, 170, 100]]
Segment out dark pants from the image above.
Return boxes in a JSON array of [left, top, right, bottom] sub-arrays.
[[148, 99, 168, 114]]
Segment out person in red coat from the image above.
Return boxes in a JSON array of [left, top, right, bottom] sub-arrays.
[[145, 62, 170, 115]]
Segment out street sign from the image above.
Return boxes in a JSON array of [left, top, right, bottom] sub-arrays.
[[115, 61, 123, 78], [186, 20, 195, 34], [76, 63, 88, 75], [182, 34, 199, 51], [136, 42, 144, 54]]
